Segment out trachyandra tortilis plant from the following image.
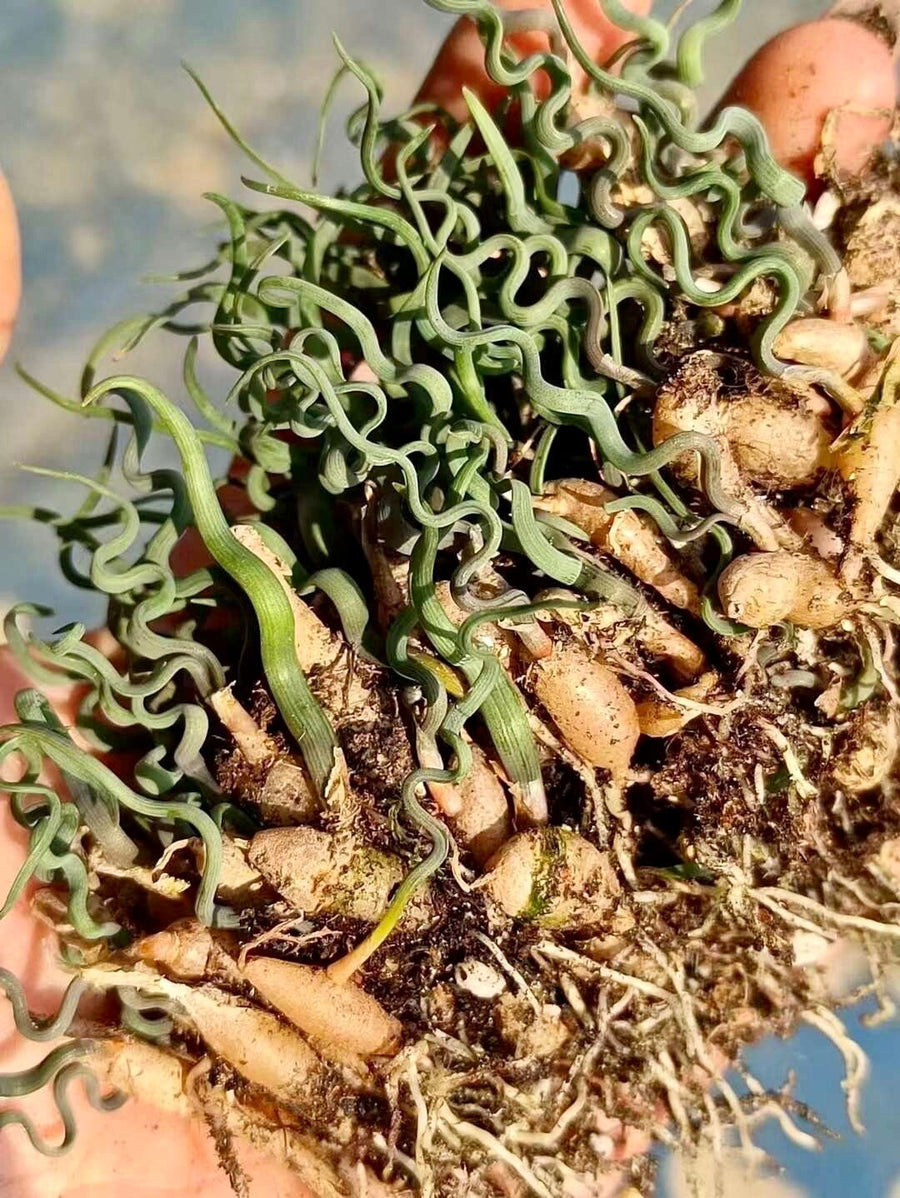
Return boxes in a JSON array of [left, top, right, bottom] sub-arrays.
[[1, 1, 899, 1194]]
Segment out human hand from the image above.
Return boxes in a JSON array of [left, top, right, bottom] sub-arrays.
[[0, 169, 20, 366], [0, 2, 896, 1194], [0, 6, 652, 1195]]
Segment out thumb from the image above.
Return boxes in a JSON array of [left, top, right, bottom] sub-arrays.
[[0, 167, 21, 365], [415, 0, 653, 124]]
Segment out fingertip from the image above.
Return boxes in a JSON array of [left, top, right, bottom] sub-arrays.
[[0, 167, 22, 366], [415, 1, 653, 123], [721, 18, 896, 186]]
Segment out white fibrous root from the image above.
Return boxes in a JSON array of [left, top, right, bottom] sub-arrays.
[[635, 671, 720, 738], [248, 826, 416, 924], [718, 550, 851, 629], [527, 640, 640, 787], [484, 828, 620, 928], [534, 478, 700, 613], [242, 957, 403, 1059]]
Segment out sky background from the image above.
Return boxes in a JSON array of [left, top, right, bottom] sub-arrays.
[[0, 2, 896, 1195]]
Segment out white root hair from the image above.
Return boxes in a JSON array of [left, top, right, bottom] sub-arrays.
[[801, 1005, 869, 1135], [736, 1065, 824, 1152], [751, 886, 900, 941], [437, 1106, 555, 1198], [505, 1084, 589, 1150], [757, 722, 817, 799], [534, 941, 676, 1003]]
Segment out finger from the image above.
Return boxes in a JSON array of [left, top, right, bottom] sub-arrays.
[[168, 480, 256, 578], [416, 0, 653, 122], [720, 17, 896, 186], [0, 1081, 314, 1198], [0, 167, 21, 365]]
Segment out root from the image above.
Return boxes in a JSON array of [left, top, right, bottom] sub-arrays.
[[506, 1083, 589, 1149], [736, 1066, 825, 1152], [437, 1106, 555, 1198], [534, 941, 675, 1003], [209, 687, 275, 766], [751, 886, 900, 941], [650, 1051, 694, 1143], [757, 722, 817, 799], [801, 1006, 869, 1134], [236, 916, 335, 969]]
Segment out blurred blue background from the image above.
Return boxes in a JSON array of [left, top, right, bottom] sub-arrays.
[[0, 2, 896, 1195]]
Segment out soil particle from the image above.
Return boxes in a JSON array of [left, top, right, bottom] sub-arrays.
[[338, 690, 417, 849], [543, 755, 591, 831]]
